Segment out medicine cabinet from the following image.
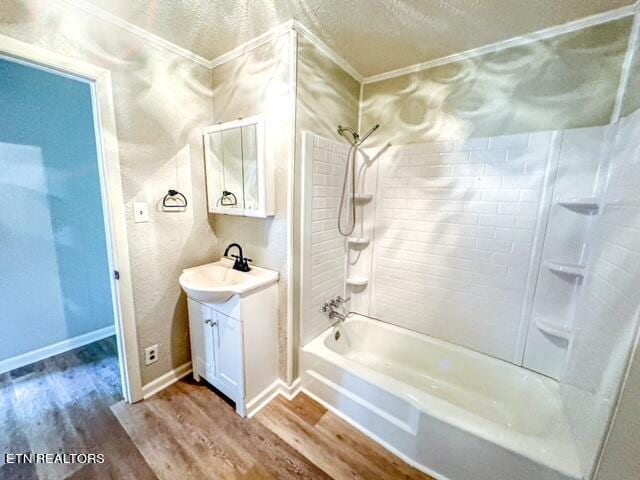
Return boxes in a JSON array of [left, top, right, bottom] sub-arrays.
[[203, 115, 274, 217]]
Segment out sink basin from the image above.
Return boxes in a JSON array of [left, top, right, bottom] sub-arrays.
[[179, 258, 279, 304]]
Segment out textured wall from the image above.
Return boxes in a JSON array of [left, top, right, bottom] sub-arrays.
[[292, 35, 360, 378], [0, 59, 113, 363], [210, 34, 293, 378], [562, 105, 640, 478], [0, 0, 217, 385], [361, 18, 632, 145]]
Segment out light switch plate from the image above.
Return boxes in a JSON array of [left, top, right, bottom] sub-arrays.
[[133, 202, 149, 223]]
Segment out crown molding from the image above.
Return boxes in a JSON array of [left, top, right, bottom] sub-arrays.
[[207, 20, 294, 69], [362, 3, 640, 85], [290, 20, 363, 82], [59, 0, 638, 87], [207, 19, 363, 82], [61, 0, 211, 67]]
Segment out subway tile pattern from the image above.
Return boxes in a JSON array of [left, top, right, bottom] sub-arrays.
[[370, 132, 553, 361], [302, 136, 349, 344]]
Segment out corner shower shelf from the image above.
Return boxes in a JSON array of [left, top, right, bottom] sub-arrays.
[[545, 261, 585, 277], [535, 316, 572, 341], [345, 276, 368, 287], [557, 197, 600, 213], [353, 193, 374, 204], [347, 237, 371, 248]]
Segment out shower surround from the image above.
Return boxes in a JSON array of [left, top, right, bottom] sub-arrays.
[[300, 105, 640, 479]]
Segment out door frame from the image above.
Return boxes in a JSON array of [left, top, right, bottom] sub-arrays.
[[0, 33, 143, 402]]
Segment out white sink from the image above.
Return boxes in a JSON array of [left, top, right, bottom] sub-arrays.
[[179, 258, 278, 304]]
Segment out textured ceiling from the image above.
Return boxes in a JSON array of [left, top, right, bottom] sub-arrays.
[[81, 0, 634, 77]]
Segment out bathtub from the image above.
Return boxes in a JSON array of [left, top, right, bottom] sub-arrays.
[[300, 314, 582, 480]]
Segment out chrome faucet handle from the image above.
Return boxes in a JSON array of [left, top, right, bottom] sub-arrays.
[[330, 296, 344, 308], [321, 302, 331, 313]]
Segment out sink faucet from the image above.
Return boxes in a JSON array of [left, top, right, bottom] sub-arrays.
[[223, 243, 252, 272]]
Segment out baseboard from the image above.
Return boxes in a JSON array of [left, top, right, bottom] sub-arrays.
[[246, 377, 303, 417], [0, 325, 116, 375], [142, 361, 192, 399]]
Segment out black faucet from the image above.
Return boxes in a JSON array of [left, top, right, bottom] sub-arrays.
[[223, 243, 252, 272]]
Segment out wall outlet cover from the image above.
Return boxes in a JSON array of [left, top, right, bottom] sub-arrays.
[[144, 344, 158, 365]]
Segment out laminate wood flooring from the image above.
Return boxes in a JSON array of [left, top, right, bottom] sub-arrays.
[[1, 338, 431, 480]]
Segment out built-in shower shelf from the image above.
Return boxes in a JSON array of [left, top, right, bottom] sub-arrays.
[[557, 197, 600, 213], [347, 237, 371, 248], [346, 276, 368, 287], [353, 193, 374, 204], [545, 261, 585, 277], [535, 316, 572, 340]]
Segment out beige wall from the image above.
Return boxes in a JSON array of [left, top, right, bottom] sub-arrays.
[[292, 35, 360, 377], [361, 18, 632, 145], [0, 0, 217, 385], [211, 33, 293, 378]]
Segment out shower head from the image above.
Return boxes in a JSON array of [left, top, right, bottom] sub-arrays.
[[337, 125, 359, 143], [337, 124, 380, 146], [357, 124, 380, 145]]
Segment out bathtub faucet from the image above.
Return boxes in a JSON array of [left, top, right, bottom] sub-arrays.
[[321, 296, 346, 322]]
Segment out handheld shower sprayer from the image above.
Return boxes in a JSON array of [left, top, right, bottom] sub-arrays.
[[337, 124, 381, 236]]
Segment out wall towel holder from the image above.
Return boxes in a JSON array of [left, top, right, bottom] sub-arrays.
[[163, 189, 188, 209]]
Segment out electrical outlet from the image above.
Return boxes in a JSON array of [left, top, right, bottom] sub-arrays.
[[144, 344, 159, 365]]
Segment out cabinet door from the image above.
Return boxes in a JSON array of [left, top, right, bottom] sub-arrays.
[[211, 310, 243, 401], [187, 299, 216, 381]]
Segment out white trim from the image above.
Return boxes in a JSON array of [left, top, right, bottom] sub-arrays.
[[209, 20, 294, 69], [61, 0, 211, 67], [357, 81, 364, 134], [246, 377, 302, 417], [0, 326, 116, 375], [0, 34, 144, 403], [298, 387, 449, 480], [208, 20, 363, 83], [362, 3, 640, 84], [142, 361, 193, 399], [612, 13, 640, 123], [286, 29, 298, 385], [290, 20, 363, 83]]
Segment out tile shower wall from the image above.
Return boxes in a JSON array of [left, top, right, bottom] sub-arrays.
[[301, 134, 349, 344], [369, 133, 554, 362], [561, 107, 640, 476]]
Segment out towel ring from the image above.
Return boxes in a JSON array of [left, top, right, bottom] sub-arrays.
[[218, 190, 238, 206], [163, 189, 188, 208]]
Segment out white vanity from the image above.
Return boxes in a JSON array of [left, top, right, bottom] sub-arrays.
[[179, 258, 279, 416]]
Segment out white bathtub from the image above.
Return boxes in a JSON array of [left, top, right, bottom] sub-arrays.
[[301, 315, 582, 480]]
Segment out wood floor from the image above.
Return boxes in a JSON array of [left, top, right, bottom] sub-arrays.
[[1, 339, 431, 480]]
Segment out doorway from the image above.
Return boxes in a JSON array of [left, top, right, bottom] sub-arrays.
[[0, 35, 142, 404]]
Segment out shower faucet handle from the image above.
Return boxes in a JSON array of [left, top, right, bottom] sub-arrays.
[[330, 296, 345, 308]]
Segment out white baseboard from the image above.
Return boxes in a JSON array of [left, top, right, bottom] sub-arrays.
[[0, 325, 116, 375], [246, 377, 302, 417], [142, 361, 192, 399]]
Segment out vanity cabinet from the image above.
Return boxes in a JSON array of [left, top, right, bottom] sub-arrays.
[[186, 280, 279, 416]]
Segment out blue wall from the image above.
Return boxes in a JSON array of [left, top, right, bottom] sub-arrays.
[[0, 58, 114, 365]]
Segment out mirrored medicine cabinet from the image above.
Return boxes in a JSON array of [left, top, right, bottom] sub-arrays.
[[203, 115, 274, 217]]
